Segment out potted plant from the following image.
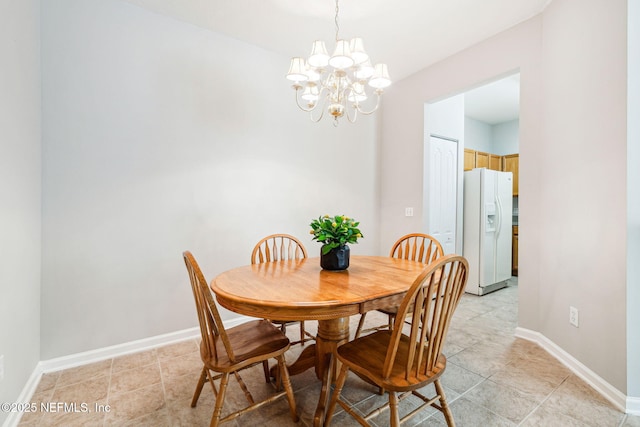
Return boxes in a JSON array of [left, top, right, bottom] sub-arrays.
[[309, 215, 363, 270]]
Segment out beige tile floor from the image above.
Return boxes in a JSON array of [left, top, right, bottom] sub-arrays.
[[17, 279, 640, 426]]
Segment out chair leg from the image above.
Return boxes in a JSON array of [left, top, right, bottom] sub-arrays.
[[325, 364, 349, 426], [233, 371, 254, 405], [277, 354, 299, 423], [389, 391, 400, 427], [299, 321, 305, 345], [274, 358, 283, 391], [435, 379, 455, 427], [191, 367, 208, 407], [262, 360, 270, 383], [209, 372, 230, 427], [355, 312, 367, 339]]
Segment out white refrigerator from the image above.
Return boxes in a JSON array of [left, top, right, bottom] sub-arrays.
[[463, 168, 513, 295]]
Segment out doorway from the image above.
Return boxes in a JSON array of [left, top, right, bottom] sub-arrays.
[[423, 73, 520, 264]]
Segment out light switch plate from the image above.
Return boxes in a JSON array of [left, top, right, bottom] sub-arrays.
[[569, 306, 579, 327]]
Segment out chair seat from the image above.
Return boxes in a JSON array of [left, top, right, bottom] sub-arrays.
[[337, 331, 446, 392], [201, 319, 290, 371]]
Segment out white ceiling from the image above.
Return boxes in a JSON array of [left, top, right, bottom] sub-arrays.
[[123, 0, 546, 123], [464, 73, 521, 124]]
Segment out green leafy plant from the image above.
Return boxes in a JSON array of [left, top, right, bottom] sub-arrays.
[[310, 215, 363, 255]]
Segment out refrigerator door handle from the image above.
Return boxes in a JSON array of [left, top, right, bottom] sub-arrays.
[[495, 195, 502, 240]]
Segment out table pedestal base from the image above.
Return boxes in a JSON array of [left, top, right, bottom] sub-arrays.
[[270, 317, 350, 427], [313, 317, 349, 426]]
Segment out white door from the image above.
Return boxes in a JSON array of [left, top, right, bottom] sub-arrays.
[[428, 136, 458, 254]]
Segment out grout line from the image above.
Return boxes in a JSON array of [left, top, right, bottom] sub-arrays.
[[101, 357, 114, 427], [516, 375, 569, 426], [154, 352, 170, 426]]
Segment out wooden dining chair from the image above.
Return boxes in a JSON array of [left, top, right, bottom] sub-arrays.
[[325, 254, 469, 427], [183, 251, 298, 427], [355, 233, 444, 339], [251, 234, 314, 346]]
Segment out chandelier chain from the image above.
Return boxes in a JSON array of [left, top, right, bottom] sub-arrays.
[[334, 0, 340, 42]]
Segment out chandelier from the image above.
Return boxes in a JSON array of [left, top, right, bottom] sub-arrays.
[[285, 0, 391, 125]]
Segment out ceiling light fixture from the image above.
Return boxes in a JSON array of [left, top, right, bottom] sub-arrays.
[[285, 0, 391, 125]]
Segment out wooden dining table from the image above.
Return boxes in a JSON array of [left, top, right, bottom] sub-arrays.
[[210, 255, 426, 426]]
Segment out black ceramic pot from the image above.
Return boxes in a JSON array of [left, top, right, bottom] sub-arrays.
[[320, 245, 350, 270]]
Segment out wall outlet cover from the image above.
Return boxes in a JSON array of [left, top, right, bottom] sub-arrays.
[[569, 306, 579, 327]]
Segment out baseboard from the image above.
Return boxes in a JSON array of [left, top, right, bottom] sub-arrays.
[[2, 365, 44, 427], [2, 316, 254, 427], [515, 327, 632, 414], [38, 327, 199, 374], [627, 396, 640, 416]]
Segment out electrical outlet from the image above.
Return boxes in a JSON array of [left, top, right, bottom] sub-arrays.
[[405, 207, 414, 217], [0, 354, 4, 381], [569, 306, 579, 327]]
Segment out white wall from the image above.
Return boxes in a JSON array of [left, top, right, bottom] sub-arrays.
[[628, 0, 640, 403], [381, 0, 629, 395], [463, 117, 519, 155], [538, 0, 627, 390], [40, 0, 379, 359], [464, 117, 492, 152], [492, 119, 520, 154], [0, 0, 41, 423]]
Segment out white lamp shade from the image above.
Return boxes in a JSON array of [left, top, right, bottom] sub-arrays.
[[368, 63, 391, 89], [301, 84, 320, 101], [349, 38, 369, 65], [329, 40, 354, 69], [308, 40, 330, 68], [354, 59, 375, 80], [286, 57, 309, 82], [347, 82, 367, 102], [305, 67, 320, 82]]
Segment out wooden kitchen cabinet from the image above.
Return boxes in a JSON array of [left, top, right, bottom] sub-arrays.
[[465, 149, 515, 178], [489, 154, 502, 171], [464, 149, 476, 171], [502, 154, 519, 196], [512, 225, 518, 276], [476, 151, 489, 169]]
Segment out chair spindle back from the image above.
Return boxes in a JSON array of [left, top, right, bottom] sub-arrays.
[[382, 255, 468, 381], [251, 234, 308, 264], [183, 251, 235, 364], [390, 233, 444, 264]]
